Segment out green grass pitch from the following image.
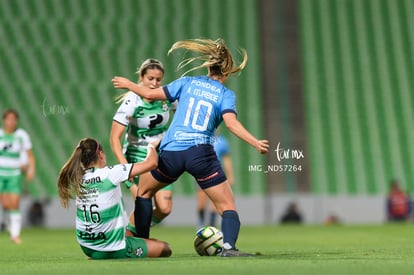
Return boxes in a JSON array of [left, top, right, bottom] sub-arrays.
[[1, 224, 414, 275]]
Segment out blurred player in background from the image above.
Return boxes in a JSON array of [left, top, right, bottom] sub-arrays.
[[0, 109, 35, 244], [387, 179, 411, 222], [110, 59, 176, 233], [197, 131, 234, 228], [57, 138, 171, 259], [112, 38, 269, 257]]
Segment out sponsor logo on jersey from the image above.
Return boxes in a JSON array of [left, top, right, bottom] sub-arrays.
[[83, 176, 102, 184], [190, 79, 221, 93]]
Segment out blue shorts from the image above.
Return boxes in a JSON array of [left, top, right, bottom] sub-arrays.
[[151, 144, 227, 189]]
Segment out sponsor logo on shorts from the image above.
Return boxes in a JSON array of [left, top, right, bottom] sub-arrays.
[[135, 247, 144, 257]]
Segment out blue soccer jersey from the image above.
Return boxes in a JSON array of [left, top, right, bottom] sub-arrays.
[[161, 76, 237, 151]]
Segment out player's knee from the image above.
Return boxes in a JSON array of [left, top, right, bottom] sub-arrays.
[[137, 182, 163, 198], [2, 201, 15, 209], [156, 204, 172, 217], [137, 187, 156, 198]]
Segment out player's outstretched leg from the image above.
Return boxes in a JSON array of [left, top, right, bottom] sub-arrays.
[[203, 181, 255, 257], [220, 210, 255, 257]]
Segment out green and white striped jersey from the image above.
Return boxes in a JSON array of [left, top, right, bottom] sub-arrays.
[[113, 92, 176, 149], [0, 128, 32, 176], [76, 163, 133, 252]]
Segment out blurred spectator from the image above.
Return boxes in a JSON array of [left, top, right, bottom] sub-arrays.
[[387, 179, 410, 222], [324, 214, 341, 225], [27, 200, 44, 227], [280, 202, 303, 224]]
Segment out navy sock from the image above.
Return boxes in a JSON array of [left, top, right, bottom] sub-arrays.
[[221, 210, 240, 249], [134, 196, 152, 238]]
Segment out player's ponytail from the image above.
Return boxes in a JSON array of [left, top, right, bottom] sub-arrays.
[[168, 38, 247, 77], [57, 138, 101, 208]]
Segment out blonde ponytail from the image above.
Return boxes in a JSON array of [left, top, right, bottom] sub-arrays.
[[168, 38, 247, 77]]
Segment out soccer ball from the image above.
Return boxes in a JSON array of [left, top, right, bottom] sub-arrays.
[[194, 226, 224, 256]]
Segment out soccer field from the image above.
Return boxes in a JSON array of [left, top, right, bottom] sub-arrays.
[[1, 224, 414, 275]]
